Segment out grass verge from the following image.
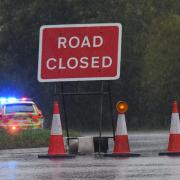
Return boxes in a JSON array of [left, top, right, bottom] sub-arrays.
[[0, 129, 80, 150]]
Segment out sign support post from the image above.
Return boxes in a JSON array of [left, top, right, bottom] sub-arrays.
[[108, 81, 115, 140], [98, 81, 104, 154], [60, 82, 70, 146]]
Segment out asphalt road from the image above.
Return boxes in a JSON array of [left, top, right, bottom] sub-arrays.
[[1, 132, 180, 180]]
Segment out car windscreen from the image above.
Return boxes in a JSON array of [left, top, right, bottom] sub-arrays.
[[5, 103, 35, 114]]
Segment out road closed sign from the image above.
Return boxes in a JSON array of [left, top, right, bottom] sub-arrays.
[[38, 23, 122, 82]]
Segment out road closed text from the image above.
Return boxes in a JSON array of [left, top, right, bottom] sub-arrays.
[[47, 56, 112, 70], [46, 36, 112, 70]]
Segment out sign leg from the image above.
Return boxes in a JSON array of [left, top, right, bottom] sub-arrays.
[[61, 83, 70, 146], [108, 81, 115, 140], [99, 81, 104, 154]]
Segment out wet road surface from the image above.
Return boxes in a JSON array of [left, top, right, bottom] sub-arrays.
[[1, 132, 180, 180]]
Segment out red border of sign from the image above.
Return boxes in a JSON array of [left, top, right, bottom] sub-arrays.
[[38, 23, 122, 82]]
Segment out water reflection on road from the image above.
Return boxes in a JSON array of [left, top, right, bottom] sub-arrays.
[[1, 132, 180, 180]]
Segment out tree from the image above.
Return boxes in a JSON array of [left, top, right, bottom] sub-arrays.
[[141, 14, 180, 128], [0, 0, 179, 129]]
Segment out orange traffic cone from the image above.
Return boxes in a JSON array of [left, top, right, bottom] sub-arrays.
[[38, 101, 75, 158], [105, 101, 140, 157], [48, 101, 65, 155], [159, 101, 180, 156], [113, 113, 130, 154]]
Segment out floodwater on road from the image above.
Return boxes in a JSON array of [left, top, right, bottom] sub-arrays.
[[1, 132, 180, 180]]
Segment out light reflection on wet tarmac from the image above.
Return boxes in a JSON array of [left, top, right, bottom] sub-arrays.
[[1, 132, 180, 180]]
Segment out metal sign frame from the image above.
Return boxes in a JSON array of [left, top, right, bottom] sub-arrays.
[[54, 81, 115, 153]]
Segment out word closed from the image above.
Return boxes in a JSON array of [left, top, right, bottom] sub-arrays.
[[38, 23, 122, 82]]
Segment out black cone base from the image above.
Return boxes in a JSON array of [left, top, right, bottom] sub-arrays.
[[38, 154, 75, 158], [95, 152, 140, 157], [159, 152, 180, 156]]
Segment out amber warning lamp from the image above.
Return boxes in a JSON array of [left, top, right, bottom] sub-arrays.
[[116, 101, 128, 114]]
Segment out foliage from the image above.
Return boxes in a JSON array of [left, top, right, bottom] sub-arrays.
[[0, 0, 179, 130], [141, 14, 180, 128]]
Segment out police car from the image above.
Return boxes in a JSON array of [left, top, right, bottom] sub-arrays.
[[0, 97, 44, 132]]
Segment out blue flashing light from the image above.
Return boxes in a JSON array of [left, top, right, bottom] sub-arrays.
[[0, 97, 18, 104], [0, 97, 7, 104], [7, 97, 17, 103]]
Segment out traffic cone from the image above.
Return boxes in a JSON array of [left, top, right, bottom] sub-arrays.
[[159, 101, 180, 156], [38, 101, 75, 158], [104, 101, 140, 157], [113, 113, 130, 154], [48, 101, 65, 155]]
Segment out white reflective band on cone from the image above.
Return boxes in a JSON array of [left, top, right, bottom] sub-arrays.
[[170, 113, 180, 134], [51, 114, 63, 135], [115, 114, 128, 135]]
